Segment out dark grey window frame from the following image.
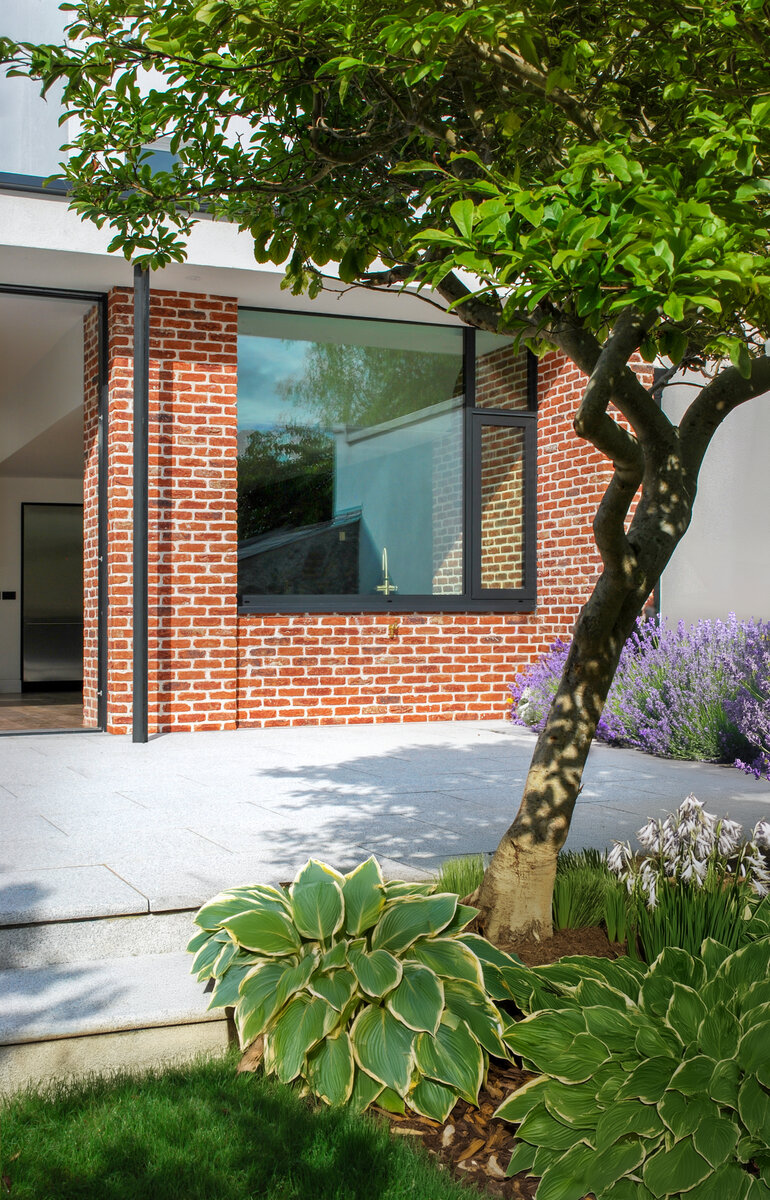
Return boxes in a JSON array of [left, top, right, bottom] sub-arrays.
[[238, 308, 537, 614]]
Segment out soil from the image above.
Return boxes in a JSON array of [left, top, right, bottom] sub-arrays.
[[372, 926, 625, 1198]]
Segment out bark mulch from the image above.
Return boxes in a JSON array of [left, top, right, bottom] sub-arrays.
[[371, 926, 625, 1199]]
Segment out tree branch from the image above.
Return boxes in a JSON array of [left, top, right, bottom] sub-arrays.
[[679, 356, 770, 477]]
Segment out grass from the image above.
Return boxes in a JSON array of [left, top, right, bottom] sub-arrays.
[[0, 1053, 474, 1200], [433, 854, 485, 897]]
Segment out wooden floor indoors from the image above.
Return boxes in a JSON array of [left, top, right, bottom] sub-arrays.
[[0, 691, 85, 733]]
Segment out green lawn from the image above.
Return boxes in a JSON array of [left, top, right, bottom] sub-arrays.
[[1, 1053, 473, 1200]]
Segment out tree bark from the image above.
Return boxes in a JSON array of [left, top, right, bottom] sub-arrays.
[[475, 351, 770, 945]]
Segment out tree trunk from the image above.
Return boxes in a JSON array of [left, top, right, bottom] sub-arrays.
[[475, 592, 646, 944]]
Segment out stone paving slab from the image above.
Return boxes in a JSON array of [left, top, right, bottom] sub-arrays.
[[0, 952, 223, 1045], [0, 865, 148, 925], [1, 720, 768, 924]]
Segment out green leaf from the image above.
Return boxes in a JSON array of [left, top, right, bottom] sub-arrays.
[[342, 857, 385, 936], [669, 1055, 718, 1096], [495, 1075, 551, 1124], [616, 1056, 677, 1103], [667, 983, 707, 1042], [224, 908, 301, 956], [591, 1138, 647, 1195], [409, 1077, 458, 1121], [692, 1114, 740, 1168], [506, 1139, 537, 1176], [290, 878, 344, 941], [350, 1004, 416, 1097], [738, 1022, 770, 1087], [208, 962, 252, 1009], [187, 928, 213, 953], [348, 1067, 383, 1113], [659, 1089, 714, 1138], [370, 895, 458, 954], [268, 992, 334, 1083], [441, 977, 507, 1057], [235, 960, 293, 1047], [517, 1103, 577, 1150], [536, 1142, 595, 1200], [710, 1058, 741, 1108], [739, 1075, 770, 1142], [386, 962, 444, 1034], [274, 950, 318, 1010], [347, 939, 402, 997], [594, 1100, 664, 1150], [306, 1029, 355, 1106], [407, 937, 484, 986], [415, 1013, 483, 1104], [643, 1138, 712, 1197], [307, 967, 356, 1012], [543, 1080, 605, 1128], [698, 1003, 739, 1060], [450, 199, 474, 238], [194, 885, 288, 929], [191, 930, 230, 979]]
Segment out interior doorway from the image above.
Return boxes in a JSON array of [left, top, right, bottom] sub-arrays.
[[0, 289, 101, 734]]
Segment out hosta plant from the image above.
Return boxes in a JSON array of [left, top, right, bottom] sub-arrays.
[[188, 857, 508, 1121], [489, 937, 770, 1199]]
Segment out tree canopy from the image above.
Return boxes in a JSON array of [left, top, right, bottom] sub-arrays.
[[4, 0, 770, 938], [4, 0, 769, 375]]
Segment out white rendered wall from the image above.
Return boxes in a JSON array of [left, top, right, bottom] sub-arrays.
[[660, 379, 770, 625], [0, 476, 83, 692]]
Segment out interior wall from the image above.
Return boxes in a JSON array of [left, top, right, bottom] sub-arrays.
[[0, 477, 83, 691], [661, 378, 770, 625], [0, 322, 84, 464]]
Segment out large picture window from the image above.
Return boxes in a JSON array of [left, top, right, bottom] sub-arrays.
[[237, 310, 536, 611]]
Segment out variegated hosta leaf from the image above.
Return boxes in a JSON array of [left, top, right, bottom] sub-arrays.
[[350, 1004, 416, 1097], [208, 963, 252, 1010], [347, 939, 402, 997], [441, 977, 507, 1057], [370, 894, 458, 954], [292, 858, 346, 889], [408, 1077, 458, 1122], [307, 966, 356, 1012], [290, 878, 344, 941], [348, 1067, 383, 1112], [268, 992, 334, 1084], [306, 1029, 355, 1106], [191, 929, 231, 980], [406, 936, 485, 987], [342, 856, 385, 937], [224, 907, 302, 956], [234, 960, 288, 1048], [386, 962, 444, 1034], [415, 1013, 484, 1105], [194, 885, 289, 931]]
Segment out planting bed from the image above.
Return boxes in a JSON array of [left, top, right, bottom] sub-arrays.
[[372, 926, 623, 1198]]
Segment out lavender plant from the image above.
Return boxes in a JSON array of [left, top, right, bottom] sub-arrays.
[[608, 795, 770, 960], [509, 616, 770, 779]]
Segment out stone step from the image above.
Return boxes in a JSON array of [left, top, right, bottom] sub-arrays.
[[0, 951, 231, 1094], [0, 911, 197, 970]]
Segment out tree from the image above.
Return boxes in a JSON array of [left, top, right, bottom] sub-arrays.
[[4, 0, 769, 940]]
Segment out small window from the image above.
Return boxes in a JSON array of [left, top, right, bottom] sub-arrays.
[[237, 310, 536, 611]]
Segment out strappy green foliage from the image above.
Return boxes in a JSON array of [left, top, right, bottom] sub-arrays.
[[189, 857, 508, 1121]]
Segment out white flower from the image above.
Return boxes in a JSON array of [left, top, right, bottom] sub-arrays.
[[637, 819, 662, 852], [607, 841, 633, 876], [753, 820, 770, 850], [717, 818, 743, 857]]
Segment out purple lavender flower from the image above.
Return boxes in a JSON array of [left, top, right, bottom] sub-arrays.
[[509, 615, 770, 779]]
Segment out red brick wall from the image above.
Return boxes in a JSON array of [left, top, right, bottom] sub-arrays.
[[82, 306, 100, 727], [87, 291, 652, 732], [97, 288, 239, 734]]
